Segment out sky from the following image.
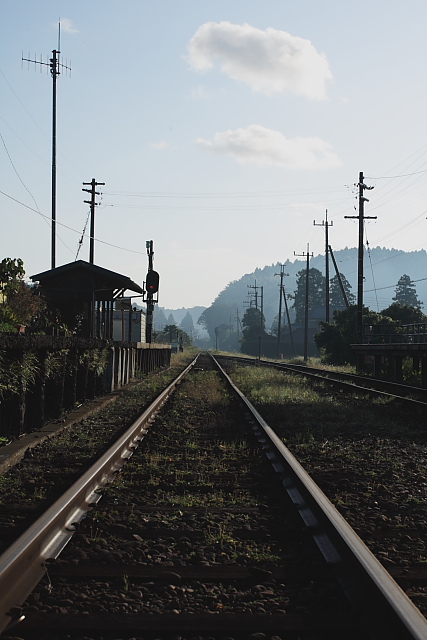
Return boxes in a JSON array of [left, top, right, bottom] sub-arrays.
[[2, 1, 427, 310]]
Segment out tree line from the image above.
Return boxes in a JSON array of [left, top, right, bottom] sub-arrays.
[[197, 269, 424, 360]]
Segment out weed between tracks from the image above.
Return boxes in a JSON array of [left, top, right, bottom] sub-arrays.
[[226, 362, 427, 596]]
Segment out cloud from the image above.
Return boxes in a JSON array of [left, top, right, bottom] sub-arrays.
[[150, 141, 169, 150], [59, 18, 79, 34], [187, 21, 332, 100], [196, 124, 341, 170]]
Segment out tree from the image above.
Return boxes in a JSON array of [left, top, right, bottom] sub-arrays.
[[0, 258, 44, 332], [167, 313, 177, 326], [155, 324, 192, 346], [240, 306, 266, 355], [291, 268, 326, 325], [380, 303, 427, 325], [198, 302, 237, 345], [329, 273, 355, 307], [392, 274, 422, 308], [180, 311, 194, 337], [315, 305, 395, 365]]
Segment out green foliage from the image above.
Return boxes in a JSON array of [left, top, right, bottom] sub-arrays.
[[198, 303, 237, 341], [0, 350, 39, 399], [0, 258, 44, 332], [0, 258, 25, 299], [330, 273, 355, 307], [380, 302, 427, 325], [315, 305, 396, 365], [291, 268, 326, 325], [79, 347, 110, 375], [240, 307, 268, 356], [392, 274, 422, 308], [155, 324, 192, 346]]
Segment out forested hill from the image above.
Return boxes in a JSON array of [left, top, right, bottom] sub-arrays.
[[198, 247, 427, 339]]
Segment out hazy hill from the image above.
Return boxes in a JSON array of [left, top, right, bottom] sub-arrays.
[[151, 247, 427, 346], [202, 247, 427, 334]]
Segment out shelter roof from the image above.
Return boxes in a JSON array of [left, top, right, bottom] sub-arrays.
[[30, 260, 143, 295]]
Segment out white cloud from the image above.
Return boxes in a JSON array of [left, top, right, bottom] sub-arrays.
[[150, 141, 169, 150], [59, 18, 79, 34], [196, 124, 341, 170], [187, 21, 332, 100]]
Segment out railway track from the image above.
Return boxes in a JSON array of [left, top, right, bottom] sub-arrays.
[[1, 353, 427, 639], [217, 354, 427, 406]]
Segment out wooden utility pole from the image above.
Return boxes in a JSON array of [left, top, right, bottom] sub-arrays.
[[82, 179, 105, 264], [294, 244, 313, 362], [345, 172, 375, 342], [314, 210, 333, 322], [328, 245, 350, 308]]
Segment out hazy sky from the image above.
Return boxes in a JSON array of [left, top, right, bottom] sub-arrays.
[[2, 1, 427, 309]]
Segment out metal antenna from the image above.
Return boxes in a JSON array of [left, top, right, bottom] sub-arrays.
[[22, 27, 71, 270]]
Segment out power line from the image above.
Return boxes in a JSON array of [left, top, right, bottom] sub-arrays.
[[0, 188, 145, 255]]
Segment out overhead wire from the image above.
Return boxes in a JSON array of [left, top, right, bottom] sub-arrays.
[[0, 188, 146, 255]]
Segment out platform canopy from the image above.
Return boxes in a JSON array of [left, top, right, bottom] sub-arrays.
[[31, 260, 143, 338]]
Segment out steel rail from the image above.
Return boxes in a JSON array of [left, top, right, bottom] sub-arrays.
[[211, 354, 427, 640], [0, 355, 198, 635], [218, 354, 427, 407]]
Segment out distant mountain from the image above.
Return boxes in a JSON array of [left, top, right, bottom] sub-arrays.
[[152, 248, 427, 348], [155, 305, 209, 338], [201, 247, 427, 338]]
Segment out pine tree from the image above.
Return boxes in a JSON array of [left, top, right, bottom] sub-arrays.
[[291, 268, 326, 325], [392, 274, 422, 308]]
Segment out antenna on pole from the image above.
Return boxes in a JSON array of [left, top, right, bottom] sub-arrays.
[[22, 26, 71, 270]]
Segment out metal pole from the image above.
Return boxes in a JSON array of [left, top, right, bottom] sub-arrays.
[[51, 50, 58, 269], [304, 246, 310, 362], [345, 172, 375, 343], [325, 211, 330, 322]]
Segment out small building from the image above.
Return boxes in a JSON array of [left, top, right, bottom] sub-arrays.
[[31, 260, 143, 340], [113, 308, 146, 342]]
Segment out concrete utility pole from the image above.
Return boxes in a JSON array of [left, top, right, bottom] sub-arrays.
[[82, 179, 105, 264], [275, 264, 295, 358], [22, 26, 71, 269], [275, 264, 287, 358], [247, 281, 260, 309], [294, 244, 313, 362], [314, 210, 333, 323], [345, 172, 375, 343]]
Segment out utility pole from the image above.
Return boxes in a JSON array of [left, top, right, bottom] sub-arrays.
[[275, 264, 295, 358], [22, 27, 71, 269], [259, 285, 264, 358], [82, 179, 105, 264], [247, 281, 259, 309], [294, 244, 313, 362], [275, 264, 288, 358], [345, 172, 375, 343], [328, 245, 350, 308], [314, 210, 333, 322], [282, 286, 296, 356]]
